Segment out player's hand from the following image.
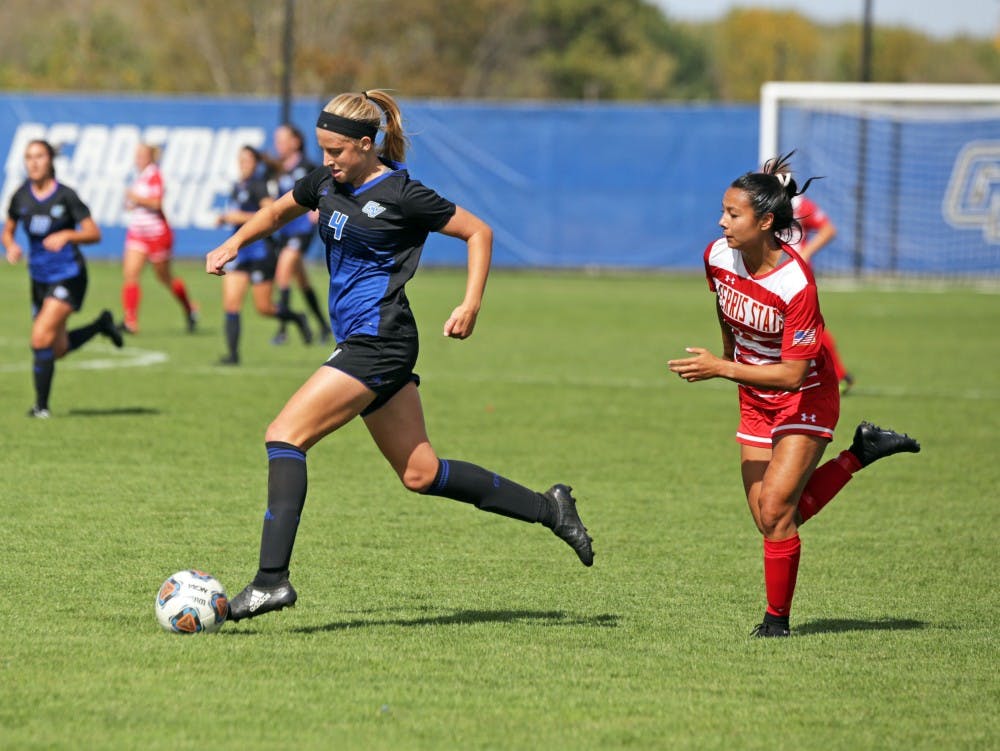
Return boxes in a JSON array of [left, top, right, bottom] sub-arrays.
[[41, 231, 70, 251], [4, 242, 23, 264], [205, 245, 237, 276], [667, 347, 723, 382], [443, 303, 479, 339]]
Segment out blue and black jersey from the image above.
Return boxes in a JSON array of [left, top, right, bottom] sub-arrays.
[[292, 161, 456, 341], [227, 177, 272, 264], [273, 155, 317, 241], [7, 181, 90, 283]]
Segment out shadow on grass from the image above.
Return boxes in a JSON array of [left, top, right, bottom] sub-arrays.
[[66, 406, 161, 417], [281, 609, 620, 635], [794, 617, 927, 635]]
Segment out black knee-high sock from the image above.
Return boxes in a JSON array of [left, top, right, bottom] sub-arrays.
[[32, 347, 55, 410], [255, 441, 308, 586], [422, 459, 550, 524], [225, 312, 240, 359], [276, 288, 291, 333], [301, 285, 326, 329], [67, 317, 102, 352]]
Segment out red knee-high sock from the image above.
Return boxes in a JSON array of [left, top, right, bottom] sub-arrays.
[[821, 329, 848, 381], [122, 282, 140, 329], [797, 450, 863, 523], [170, 278, 193, 313], [764, 534, 801, 618]]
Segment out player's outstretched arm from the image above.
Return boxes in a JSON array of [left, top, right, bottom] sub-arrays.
[[439, 206, 492, 339], [206, 191, 308, 276], [2, 219, 22, 263]]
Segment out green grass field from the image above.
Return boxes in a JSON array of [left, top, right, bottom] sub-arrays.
[[1, 260, 997, 750]]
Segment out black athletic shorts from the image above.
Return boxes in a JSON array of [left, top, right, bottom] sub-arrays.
[[228, 254, 276, 284], [31, 269, 88, 314], [277, 231, 314, 255], [322, 335, 420, 416]]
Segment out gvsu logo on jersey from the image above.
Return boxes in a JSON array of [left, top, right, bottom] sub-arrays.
[[943, 141, 1000, 242]]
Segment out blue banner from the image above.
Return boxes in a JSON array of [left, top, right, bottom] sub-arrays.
[[0, 93, 756, 268]]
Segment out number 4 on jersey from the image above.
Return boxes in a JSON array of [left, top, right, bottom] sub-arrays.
[[327, 210, 347, 240]]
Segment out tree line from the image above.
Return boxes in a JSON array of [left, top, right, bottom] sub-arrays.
[[0, 0, 996, 102]]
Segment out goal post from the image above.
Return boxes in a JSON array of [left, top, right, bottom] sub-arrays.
[[759, 82, 1000, 278]]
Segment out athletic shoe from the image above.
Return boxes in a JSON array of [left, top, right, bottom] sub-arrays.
[[270, 330, 289, 346], [186, 307, 199, 333], [118, 321, 138, 336], [98, 310, 124, 348], [849, 421, 921, 467], [318, 325, 333, 343], [542, 484, 594, 567], [839, 373, 855, 396], [751, 621, 791, 638], [27, 406, 51, 419], [217, 354, 240, 366], [227, 580, 297, 622], [295, 313, 313, 345]]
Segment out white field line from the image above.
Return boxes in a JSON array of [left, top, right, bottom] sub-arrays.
[[0, 343, 168, 372]]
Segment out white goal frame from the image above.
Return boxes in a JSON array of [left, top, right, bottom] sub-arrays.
[[758, 82, 1000, 277], [759, 82, 1000, 166]]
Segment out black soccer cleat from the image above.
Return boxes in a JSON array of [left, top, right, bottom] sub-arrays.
[[542, 484, 594, 567], [98, 310, 124, 348], [751, 621, 791, 638], [217, 354, 240, 366], [227, 580, 298, 622], [848, 421, 921, 467], [186, 307, 199, 333]]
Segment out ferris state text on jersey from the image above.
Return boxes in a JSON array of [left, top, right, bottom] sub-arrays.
[[291, 162, 456, 343], [703, 237, 835, 403]]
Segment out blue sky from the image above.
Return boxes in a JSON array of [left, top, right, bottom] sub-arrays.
[[651, 0, 999, 39]]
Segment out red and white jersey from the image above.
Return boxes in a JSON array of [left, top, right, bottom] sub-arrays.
[[703, 237, 834, 406], [784, 194, 830, 254], [126, 164, 170, 238]]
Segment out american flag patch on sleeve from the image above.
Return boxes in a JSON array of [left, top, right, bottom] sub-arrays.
[[792, 329, 817, 346]]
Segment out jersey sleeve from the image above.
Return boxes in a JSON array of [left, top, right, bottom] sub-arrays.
[[7, 186, 22, 221], [62, 187, 92, 225], [795, 196, 829, 233], [703, 241, 718, 291], [780, 285, 826, 361], [398, 179, 456, 232], [291, 166, 328, 210]]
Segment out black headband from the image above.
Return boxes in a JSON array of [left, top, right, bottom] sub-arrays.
[[316, 111, 378, 140]]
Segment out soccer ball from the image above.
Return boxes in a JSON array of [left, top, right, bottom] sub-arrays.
[[155, 569, 228, 634]]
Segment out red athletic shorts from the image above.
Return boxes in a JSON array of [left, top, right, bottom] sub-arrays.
[[736, 382, 840, 447], [125, 228, 173, 263]]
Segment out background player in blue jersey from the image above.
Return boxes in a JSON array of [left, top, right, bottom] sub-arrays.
[[206, 90, 594, 621], [215, 145, 311, 365], [268, 123, 331, 346], [3, 139, 122, 417]]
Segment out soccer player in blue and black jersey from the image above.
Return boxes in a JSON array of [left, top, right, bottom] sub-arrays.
[[206, 90, 595, 621], [268, 123, 331, 345], [215, 145, 311, 365], [3, 139, 122, 418]]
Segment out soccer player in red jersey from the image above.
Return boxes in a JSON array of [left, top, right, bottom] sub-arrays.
[[787, 193, 854, 394], [668, 153, 920, 637], [120, 143, 197, 334]]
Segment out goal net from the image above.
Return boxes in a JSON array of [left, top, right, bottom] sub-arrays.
[[759, 82, 1000, 278]]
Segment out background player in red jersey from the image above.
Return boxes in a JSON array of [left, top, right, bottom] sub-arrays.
[[3, 139, 122, 417], [206, 90, 593, 622], [120, 143, 197, 334], [668, 153, 919, 637], [787, 193, 854, 394]]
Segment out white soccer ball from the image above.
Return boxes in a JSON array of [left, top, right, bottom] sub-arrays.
[[155, 569, 228, 634]]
